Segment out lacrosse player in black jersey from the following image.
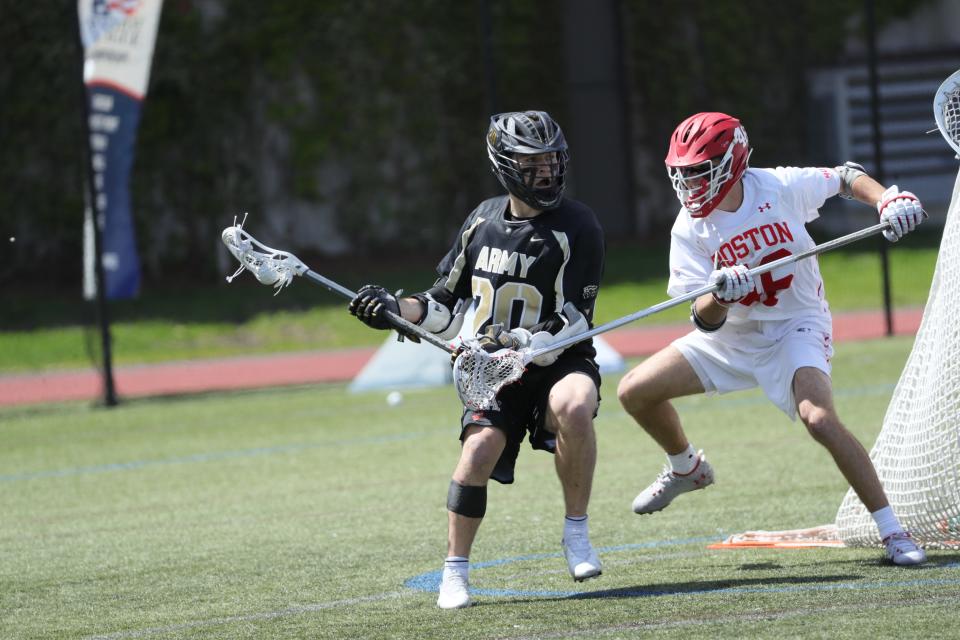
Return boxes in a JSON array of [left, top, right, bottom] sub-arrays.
[[349, 111, 606, 609]]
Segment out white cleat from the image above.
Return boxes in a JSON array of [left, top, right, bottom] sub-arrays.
[[562, 534, 602, 582], [632, 451, 715, 515], [883, 531, 927, 566], [436, 569, 472, 609]]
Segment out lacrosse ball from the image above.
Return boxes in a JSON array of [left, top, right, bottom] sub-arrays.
[[386, 391, 404, 407]]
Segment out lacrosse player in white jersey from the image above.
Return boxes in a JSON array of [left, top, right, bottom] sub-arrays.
[[617, 111, 927, 565]]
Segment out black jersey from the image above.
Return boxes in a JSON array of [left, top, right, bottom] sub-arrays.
[[427, 195, 605, 359]]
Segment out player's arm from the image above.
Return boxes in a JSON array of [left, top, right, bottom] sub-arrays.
[[836, 162, 885, 205], [478, 218, 604, 359], [534, 216, 605, 329], [347, 285, 424, 335], [405, 213, 480, 338], [690, 264, 757, 331], [348, 279, 467, 340], [836, 162, 925, 242], [669, 228, 756, 332], [349, 214, 475, 336], [690, 290, 729, 330]]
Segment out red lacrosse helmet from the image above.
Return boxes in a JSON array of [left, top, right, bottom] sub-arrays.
[[665, 112, 752, 218]]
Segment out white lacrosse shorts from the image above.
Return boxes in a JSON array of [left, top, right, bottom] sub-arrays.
[[672, 315, 834, 420]]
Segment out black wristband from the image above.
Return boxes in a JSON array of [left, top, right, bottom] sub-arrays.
[[691, 302, 726, 333]]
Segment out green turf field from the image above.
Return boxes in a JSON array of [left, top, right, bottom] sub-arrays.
[[0, 243, 938, 373], [2, 335, 958, 639]]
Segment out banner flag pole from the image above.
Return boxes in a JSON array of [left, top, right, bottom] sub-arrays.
[[77, 0, 164, 405]]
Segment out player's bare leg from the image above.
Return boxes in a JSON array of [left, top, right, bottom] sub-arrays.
[[438, 424, 506, 609], [618, 346, 704, 452], [793, 366, 926, 565], [793, 367, 888, 510], [546, 372, 601, 580], [618, 346, 714, 514], [547, 372, 598, 515], [447, 425, 505, 555]]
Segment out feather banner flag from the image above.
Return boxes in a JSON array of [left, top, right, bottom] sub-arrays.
[[80, 0, 163, 299]]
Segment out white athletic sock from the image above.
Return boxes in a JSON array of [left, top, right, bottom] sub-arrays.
[[668, 444, 699, 475], [443, 556, 469, 577], [871, 506, 904, 540], [564, 514, 589, 539]]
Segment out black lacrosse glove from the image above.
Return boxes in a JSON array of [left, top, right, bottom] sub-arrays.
[[476, 323, 527, 353], [348, 284, 400, 330], [348, 284, 421, 343]]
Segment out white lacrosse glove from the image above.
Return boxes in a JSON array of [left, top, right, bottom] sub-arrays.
[[527, 331, 568, 367], [475, 324, 532, 353], [523, 302, 589, 367], [709, 264, 757, 305], [877, 185, 924, 242]]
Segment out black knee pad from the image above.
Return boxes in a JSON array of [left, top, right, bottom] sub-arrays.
[[446, 481, 487, 518]]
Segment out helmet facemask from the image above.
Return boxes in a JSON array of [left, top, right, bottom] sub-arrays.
[[664, 112, 752, 218], [490, 148, 569, 210], [668, 153, 731, 216]]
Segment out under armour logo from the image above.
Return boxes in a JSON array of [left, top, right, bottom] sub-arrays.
[[758, 202, 771, 213]]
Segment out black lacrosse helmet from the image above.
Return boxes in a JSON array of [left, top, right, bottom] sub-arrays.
[[486, 110, 569, 210]]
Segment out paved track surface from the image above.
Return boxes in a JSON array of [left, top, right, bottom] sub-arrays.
[[0, 309, 923, 407]]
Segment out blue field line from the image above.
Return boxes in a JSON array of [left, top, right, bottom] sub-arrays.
[[0, 381, 898, 484], [0, 431, 435, 483], [405, 536, 718, 594], [406, 541, 960, 599]]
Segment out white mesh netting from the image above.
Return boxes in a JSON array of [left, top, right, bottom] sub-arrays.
[[941, 78, 960, 155], [835, 169, 960, 549], [453, 347, 526, 410]]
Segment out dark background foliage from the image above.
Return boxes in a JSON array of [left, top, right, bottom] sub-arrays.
[[0, 0, 927, 290]]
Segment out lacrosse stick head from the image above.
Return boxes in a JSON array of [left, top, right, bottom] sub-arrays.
[[221, 220, 308, 294], [452, 345, 528, 411], [934, 68, 960, 157]]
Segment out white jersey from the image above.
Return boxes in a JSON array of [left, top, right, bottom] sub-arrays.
[[668, 166, 841, 324]]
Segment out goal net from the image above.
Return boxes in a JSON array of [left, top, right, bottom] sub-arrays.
[[834, 167, 960, 549]]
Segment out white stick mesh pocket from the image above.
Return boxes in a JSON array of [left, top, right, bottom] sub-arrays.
[[453, 348, 527, 410]]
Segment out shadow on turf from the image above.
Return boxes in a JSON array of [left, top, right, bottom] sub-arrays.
[[500, 573, 864, 605], [484, 556, 960, 607]]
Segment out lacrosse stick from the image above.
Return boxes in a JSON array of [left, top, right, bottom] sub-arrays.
[[934, 68, 960, 157], [453, 220, 895, 410], [221, 217, 456, 355]]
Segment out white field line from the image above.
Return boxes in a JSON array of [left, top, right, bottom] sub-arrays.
[[84, 591, 408, 640]]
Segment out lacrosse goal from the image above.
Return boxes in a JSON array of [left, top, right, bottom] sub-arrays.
[[834, 166, 960, 549]]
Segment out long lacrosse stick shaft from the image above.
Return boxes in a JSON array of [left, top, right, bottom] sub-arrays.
[[530, 221, 891, 359], [221, 222, 455, 354], [302, 269, 357, 299], [301, 270, 456, 354]]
